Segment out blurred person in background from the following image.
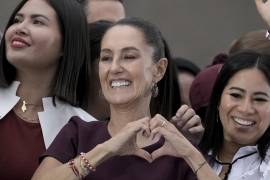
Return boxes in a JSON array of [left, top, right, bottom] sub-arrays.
[[173, 57, 200, 106]]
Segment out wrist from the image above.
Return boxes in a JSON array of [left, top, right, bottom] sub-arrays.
[[85, 143, 113, 168], [183, 148, 206, 172]]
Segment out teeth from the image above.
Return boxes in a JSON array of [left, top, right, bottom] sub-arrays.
[[233, 117, 255, 126], [12, 41, 27, 47], [111, 80, 130, 88]]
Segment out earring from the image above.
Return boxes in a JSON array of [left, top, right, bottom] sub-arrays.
[[151, 83, 159, 98]]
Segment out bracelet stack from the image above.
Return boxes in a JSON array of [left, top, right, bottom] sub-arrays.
[[68, 152, 96, 179]]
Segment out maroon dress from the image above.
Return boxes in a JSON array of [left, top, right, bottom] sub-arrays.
[[0, 110, 46, 180], [41, 117, 197, 180]]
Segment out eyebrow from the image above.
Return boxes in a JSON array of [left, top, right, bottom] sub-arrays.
[[121, 47, 139, 52], [16, 13, 50, 21], [100, 47, 139, 53], [229, 87, 269, 97]]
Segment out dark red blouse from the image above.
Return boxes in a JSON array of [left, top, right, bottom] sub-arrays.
[[42, 117, 197, 180], [0, 110, 46, 180]]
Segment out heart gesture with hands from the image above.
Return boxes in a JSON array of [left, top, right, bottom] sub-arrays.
[[255, 0, 270, 27], [104, 112, 200, 163], [104, 117, 153, 162]]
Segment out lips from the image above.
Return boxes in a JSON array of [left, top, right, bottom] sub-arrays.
[[10, 37, 30, 48]]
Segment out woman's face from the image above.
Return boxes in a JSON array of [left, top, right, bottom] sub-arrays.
[[99, 25, 165, 106], [219, 68, 270, 146], [5, 0, 62, 72]]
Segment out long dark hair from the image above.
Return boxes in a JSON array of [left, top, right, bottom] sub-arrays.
[[0, 0, 90, 107], [199, 51, 270, 160]]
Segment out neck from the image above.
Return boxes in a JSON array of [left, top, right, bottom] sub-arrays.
[[218, 139, 241, 163], [16, 68, 56, 105], [108, 98, 151, 136]]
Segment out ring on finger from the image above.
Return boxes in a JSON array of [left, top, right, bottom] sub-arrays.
[[161, 120, 167, 127]]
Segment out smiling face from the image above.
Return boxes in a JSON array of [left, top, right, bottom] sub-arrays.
[[219, 68, 270, 146], [5, 0, 62, 72], [99, 25, 166, 107]]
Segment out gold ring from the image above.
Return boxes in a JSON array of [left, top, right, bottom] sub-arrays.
[[161, 121, 166, 127]]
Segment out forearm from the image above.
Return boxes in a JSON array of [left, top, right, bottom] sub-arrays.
[[183, 148, 221, 180], [32, 144, 113, 180]]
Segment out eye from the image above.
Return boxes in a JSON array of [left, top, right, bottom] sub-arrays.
[[12, 16, 22, 24], [253, 97, 268, 102], [33, 19, 44, 25], [100, 55, 112, 62], [123, 54, 136, 59], [230, 93, 242, 99]]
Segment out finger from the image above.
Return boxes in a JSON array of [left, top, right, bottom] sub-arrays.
[[188, 124, 204, 134], [174, 108, 195, 129], [181, 115, 201, 132], [174, 104, 189, 118], [150, 114, 168, 130], [135, 149, 153, 163]]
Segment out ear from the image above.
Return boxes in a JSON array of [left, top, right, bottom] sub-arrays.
[[153, 58, 168, 83]]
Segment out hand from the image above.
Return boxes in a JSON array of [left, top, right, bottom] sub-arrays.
[[171, 105, 204, 144], [103, 117, 153, 162], [255, 0, 270, 27], [149, 114, 196, 160]]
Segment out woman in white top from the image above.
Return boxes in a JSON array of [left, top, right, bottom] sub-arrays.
[[139, 51, 270, 180], [0, 0, 95, 179]]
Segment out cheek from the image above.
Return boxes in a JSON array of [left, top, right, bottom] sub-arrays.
[[259, 107, 270, 127]]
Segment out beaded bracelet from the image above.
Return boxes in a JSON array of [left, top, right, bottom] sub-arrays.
[[194, 160, 207, 175], [80, 152, 96, 172], [68, 159, 82, 179]]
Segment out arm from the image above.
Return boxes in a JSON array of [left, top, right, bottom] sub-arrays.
[[32, 117, 151, 180], [255, 0, 270, 27], [150, 114, 220, 180]]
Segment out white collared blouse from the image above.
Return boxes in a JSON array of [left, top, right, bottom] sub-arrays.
[[210, 146, 270, 180], [0, 81, 96, 149]]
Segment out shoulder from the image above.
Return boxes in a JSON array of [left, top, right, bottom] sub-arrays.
[[54, 98, 97, 122], [67, 116, 108, 136]]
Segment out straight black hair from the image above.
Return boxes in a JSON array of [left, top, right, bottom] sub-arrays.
[[0, 0, 91, 107], [199, 51, 270, 160]]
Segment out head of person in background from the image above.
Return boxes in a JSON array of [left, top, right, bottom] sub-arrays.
[[200, 51, 270, 179], [77, 0, 125, 22], [189, 54, 226, 124], [173, 57, 200, 106], [87, 20, 113, 119], [0, 0, 93, 179], [229, 29, 270, 55]]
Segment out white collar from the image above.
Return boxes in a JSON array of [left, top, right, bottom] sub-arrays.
[[0, 81, 96, 148]]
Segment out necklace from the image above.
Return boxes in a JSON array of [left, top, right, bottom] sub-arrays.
[[20, 99, 42, 113], [13, 108, 39, 123]]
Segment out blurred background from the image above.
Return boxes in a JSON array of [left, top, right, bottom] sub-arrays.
[[0, 0, 266, 67]]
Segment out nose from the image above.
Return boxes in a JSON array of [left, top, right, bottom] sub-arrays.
[[238, 98, 255, 114], [110, 58, 123, 74], [14, 21, 29, 36]]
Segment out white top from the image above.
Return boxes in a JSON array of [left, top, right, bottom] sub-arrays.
[[210, 146, 270, 180], [0, 81, 96, 149]]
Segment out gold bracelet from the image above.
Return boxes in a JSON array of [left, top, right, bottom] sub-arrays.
[[194, 160, 207, 175]]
